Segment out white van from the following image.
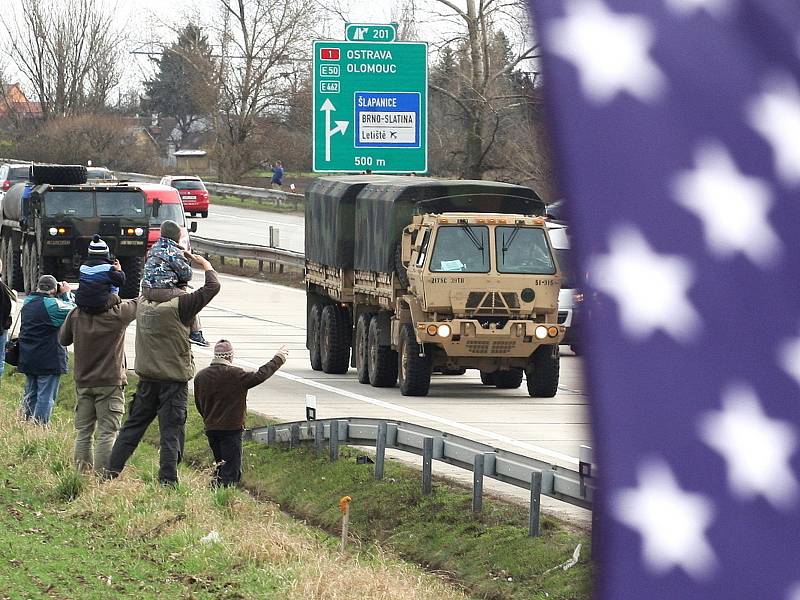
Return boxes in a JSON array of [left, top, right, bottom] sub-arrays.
[[548, 223, 582, 354]]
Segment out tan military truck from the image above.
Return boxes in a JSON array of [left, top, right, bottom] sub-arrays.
[[304, 176, 564, 397]]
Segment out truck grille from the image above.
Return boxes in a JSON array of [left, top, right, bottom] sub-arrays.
[[465, 291, 520, 314], [466, 340, 517, 354]]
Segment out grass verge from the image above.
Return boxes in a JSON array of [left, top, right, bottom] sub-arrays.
[[205, 255, 305, 289], [211, 194, 303, 215], [0, 368, 471, 599], [1, 362, 592, 599]]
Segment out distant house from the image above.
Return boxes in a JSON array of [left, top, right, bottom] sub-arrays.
[[0, 84, 43, 119]]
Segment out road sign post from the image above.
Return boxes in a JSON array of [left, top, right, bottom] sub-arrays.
[[312, 40, 428, 173]]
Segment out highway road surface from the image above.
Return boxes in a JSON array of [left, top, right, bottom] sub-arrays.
[[190, 204, 304, 252], [115, 269, 593, 524]]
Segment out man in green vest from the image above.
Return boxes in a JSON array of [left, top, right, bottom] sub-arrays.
[[107, 253, 220, 485]]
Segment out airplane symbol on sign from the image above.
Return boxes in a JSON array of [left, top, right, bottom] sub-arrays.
[[352, 27, 368, 40], [390, 131, 397, 139]]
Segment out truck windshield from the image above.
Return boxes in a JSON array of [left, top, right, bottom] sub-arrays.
[[496, 227, 556, 274], [96, 192, 145, 217], [148, 202, 185, 226], [44, 191, 93, 217], [430, 226, 490, 273]]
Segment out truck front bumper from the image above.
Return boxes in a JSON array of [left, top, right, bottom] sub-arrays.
[[415, 319, 565, 358]]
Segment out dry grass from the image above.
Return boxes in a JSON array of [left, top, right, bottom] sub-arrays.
[[0, 374, 467, 600]]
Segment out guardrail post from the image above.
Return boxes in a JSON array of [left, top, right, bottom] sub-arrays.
[[267, 425, 276, 447], [472, 453, 485, 513], [258, 260, 264, 272], [290, 423, 300, 448], [422, 436, 433, 495], [375, 421, 387, 480], [329, 420, 339, 461], [529, 470, 543, 537], [314, 421, 325, 454]]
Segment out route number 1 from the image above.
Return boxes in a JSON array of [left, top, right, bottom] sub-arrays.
[[320, 48, 340, 61]]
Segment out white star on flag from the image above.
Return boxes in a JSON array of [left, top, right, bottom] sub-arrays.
[[664, 0, 732, 17], [589, 226, 701, 341], [546, 0, 666, 104], [779, 336, 800, 391], [671, 141, 781, 267], [747, 73, 800, 186], [699, 383, 799, 510], [613, 458, 718, 580]]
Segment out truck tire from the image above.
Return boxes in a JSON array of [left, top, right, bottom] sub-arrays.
[[118, 256, 144, 299], [368, 316, 397, 387], [493, 368, 524, 389], [526, 345, 560, 398], [308, 303, 323, 371], [320, 304, 350, 374], [28, 164, 87, 186], [5, 231, 24, 292], [479, 371, 496, 385], [393, 241, 409, 290], [22, 237, 38, 294], [354, 313, 373, 384], [398, 323, 432, 396]]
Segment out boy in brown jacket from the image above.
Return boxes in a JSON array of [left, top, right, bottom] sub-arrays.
[[194, 339, 288, 486]]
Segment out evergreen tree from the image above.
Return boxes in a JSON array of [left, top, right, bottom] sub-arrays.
[[144, 24, 216, 148]]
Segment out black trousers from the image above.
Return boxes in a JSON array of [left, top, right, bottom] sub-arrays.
[[205, 429, 243, 487], [107, 380, 188, 484]]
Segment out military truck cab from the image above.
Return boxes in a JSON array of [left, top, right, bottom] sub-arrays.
[[0, 164, 149, 298], [304, 175, 564, 398]]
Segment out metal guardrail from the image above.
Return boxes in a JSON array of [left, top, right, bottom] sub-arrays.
[[246, 417, 595, 535], [189, 234, 304, 271], [116, 171, 305, 208]]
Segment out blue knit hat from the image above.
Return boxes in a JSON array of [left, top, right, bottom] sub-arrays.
[[88, 234, 109, 258]]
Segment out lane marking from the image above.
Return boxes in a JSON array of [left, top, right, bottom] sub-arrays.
[[189, 344, 580, 466]]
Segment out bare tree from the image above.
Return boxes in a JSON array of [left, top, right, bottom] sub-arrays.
[[2, 0, 126, 119], [211, 0, 317, 181], [428, 0, 541, 181]]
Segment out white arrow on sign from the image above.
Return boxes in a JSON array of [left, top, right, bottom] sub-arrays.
[[321, 99, 350, 162]]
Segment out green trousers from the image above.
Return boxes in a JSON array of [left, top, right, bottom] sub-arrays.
[[74, 386, 125, 474]]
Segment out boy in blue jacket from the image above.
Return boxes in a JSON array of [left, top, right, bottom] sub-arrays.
[[75, 235, 125, 313]]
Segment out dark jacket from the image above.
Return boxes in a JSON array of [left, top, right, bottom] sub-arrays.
[[18, 291, 75, 376], [59, 295, 138, 388], [75, 258, 126, 311], [0, 278, 12, 331], [194, 354, 286, 430], [135, 270, 220, 382]]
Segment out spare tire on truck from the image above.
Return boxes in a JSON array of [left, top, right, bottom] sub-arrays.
[[28, 164, 87, 186]]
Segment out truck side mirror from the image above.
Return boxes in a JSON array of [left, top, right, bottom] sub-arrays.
[[152, 198, 161, 218], [189, 221, 198, 233], [401, 233, 412, 265]]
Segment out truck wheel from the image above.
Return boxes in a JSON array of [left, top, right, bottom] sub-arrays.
[[308, 303, 323, 371], [398, 323, 432, 396], [526, 345, 560, 398], [493, 368, 524, 389], [118, 256, 144, 299], [479, 371, 496, 385], [393, 241, 409, 289], [320, 304, 350, 374], [28, 164, 87, 186], [5, 231, 24, 292], [354, 313, 373, 384], [20, 238, 30, 293], [23, 238, 39, 294], [368, 316, 397, 387]]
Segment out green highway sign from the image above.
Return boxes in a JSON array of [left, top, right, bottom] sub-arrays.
[[345, 23, 397, 42], [312, 40, 428, 173]]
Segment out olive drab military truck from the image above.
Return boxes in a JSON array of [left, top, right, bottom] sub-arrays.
[[304, 176, 565, 397], [0, 164, 149, 298]]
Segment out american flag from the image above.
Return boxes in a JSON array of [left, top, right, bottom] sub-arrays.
[[529, 0, 800, 598]]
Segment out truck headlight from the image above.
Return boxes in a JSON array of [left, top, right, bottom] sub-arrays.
[[48, 227, 58, 236], [134, 227, 144, 236], [437, 324, 451, 338], [535, 325, 548, 339]]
